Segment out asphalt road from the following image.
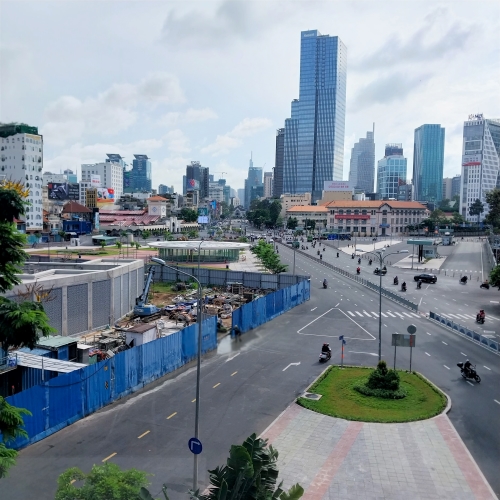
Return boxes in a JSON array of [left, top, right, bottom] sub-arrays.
[[3, 239, 500, 499]]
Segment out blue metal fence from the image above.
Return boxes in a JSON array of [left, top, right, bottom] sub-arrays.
[[429, 311, 500, 355], [5, 316, 217, 449], [232, 279, 310, 333]]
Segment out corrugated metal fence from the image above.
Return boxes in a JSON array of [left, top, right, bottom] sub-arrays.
[[5, 316, 217, 449], [232, 279, 310, 333]]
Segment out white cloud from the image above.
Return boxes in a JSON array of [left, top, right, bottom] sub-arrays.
[[158, 107, 218, 127], [41, 73, 185, 147], [164, 129, 190, 153], [201, 117, 272, 156]]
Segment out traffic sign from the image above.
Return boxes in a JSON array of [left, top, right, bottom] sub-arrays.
[[188, 437, 203, 455], [407, 324, 417, 334]]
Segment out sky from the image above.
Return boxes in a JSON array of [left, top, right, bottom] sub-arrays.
[[1, 0, 499, 195]]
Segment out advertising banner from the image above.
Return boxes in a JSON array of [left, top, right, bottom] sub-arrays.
[[186, 179, 200, 191], [91, 174, 101, 187], [198, 216, 209, 224], [48, 182, 80, 201], [197, 207, 208, 216], [96, 187, 115, 203], [323, 180, 353, 192]]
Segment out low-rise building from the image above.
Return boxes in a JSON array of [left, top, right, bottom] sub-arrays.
[[286, 200, 428, 236], [279, 193, 312, 216]]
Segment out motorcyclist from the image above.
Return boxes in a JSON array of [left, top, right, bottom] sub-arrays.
[[394, 276, 398, 285], [336, 252, 339, 258], [461, 276, 468, 283], [464, 359, 472, 376], [358, 257, 361, 264], [356, 267, 361, 274], [320, 254, 323, 260], [477, 309, 485, 322], [323, 279, 328, 288], [369, 259, 372, 265], [321, 343, 331, 355], [382, 265, 387, 272], [402, 281, 407, 291], [417, 279, 422, 289]]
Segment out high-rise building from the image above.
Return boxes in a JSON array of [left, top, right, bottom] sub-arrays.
[[451, 175, 461, 198], [158, 184, 174, 195], [64, 169, 77, 183], [282, 30, 347, 202], [132, 155, 152, 192], [185, 161, 209, 199], [0, 122, 43, 231], [237, 188, 245, 205], [273, 128, 285, 198], [460, 114, 500, 222], [264, 172, 273, 198], [80, 159, 123, 205], [377, 144, 407, 200], [348, 128, 375, 193], [442, 177, 453, 200], [244, 154, 262, 208], [412, 124, 445, 203]]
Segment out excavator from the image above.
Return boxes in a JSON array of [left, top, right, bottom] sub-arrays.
[[133, 257, 166, 317]]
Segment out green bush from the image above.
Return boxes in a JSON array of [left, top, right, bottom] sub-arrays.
[[366, 360, 400, 391], [353, 384, 406, 399]]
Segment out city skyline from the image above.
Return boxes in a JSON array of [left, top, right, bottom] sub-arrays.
[[1, 1, 498, 193]]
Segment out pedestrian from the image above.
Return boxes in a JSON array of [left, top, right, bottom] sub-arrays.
[[233, 325, 242, 341]]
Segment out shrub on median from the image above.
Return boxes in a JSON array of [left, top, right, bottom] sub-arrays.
[[353, 360, 407, 399]]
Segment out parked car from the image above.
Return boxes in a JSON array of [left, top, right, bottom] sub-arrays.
[[413, 273, 437, 283]]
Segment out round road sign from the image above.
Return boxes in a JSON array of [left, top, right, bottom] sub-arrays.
[[407, 324, 417, 334]]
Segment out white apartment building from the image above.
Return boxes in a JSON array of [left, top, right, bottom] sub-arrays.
[[42, 172, 67, 185], [279, 192, 312, 216], [209, 182, 224, 203], [0, 124, 43, 231], [80, 161, 123, 206], [460, 115, 500, 222], [263, 172, 273, 198]]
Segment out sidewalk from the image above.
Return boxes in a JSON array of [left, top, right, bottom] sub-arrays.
[[261, 404, 496, 500], [337, 240, 402, 255], [393, 254, 447, 271]]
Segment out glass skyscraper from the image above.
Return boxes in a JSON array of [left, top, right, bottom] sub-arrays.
[[273, 128, 285, 198], [131, 154, 152, 192], [412, 124, 445, 203], [283, 30, 347, 202], [244, 154, 262, 208], [348, 128, 375, 192], [377, 144, 407, 200]]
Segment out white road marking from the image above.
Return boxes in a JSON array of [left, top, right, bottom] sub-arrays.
[[311, 307, 317, 311], [355, 311, 364, 317], [411, 313, 420, 318], [444, 365, 450, 370], [386, 312, 396, 318], [425, 352, 431, 356], [349, 351, 378, 356], [348, 311, 355, 316], [371, 312, 379, 317], [426, 332, 431, 335], [484, 366, 491, 370], [467, 381, 474, 386], [384, 324, 387, 327], [494, 400, 500, 405], [381, 312, 388, 317], [490, 301, 499, 304], [395, 312, 405, 319], [283, 362, 301, 372], [226, 353, 240, 362], [297, 308, 334, 334], [403, 312, 413, 318], [442, 341, 448, 345], [461, 352, 467, 356], [334, 303, 340, 307], [363, 311, 372, 317]]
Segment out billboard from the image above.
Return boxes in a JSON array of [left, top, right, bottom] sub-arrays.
[[186, 178, 200, 191], [96, 187, 115, 203], [198, 207, 208, 216], [48, 182, 80, 201], [198, 216, 209, 224], [323, 181, 353, 192], [91, 174, 101, 187]]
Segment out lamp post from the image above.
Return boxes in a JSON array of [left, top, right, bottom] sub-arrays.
[[149, 256, 203, 492], [364, 249, 408, 361]]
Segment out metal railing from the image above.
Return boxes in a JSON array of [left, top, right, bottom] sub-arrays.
[[429, 311, 499, 355], [0, 353, 18, 374], [291, 247, 418, 312]]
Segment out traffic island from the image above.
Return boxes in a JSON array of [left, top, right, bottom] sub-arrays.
[[297, 365, 446, 423]]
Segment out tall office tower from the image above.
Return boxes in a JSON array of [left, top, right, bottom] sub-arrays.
[[244, 154, 262, 208], [442, 177, 453, 200], [348, 127, 375, 192], [237, 188, 245, 205], [460, 114, 500, 222], [0, 123, 43, 231], [451, 175, 461, 198], [412, 124, 445, 203], [376, 144, 407, 200], [132, 155, 152, 191], [282, 30, 347, 202], [273, 128, 285, 198], [63, 169, 77, 183], [158, 184, 173, 195], [185, 161, 209, 199], [264, 172, 273, 198]]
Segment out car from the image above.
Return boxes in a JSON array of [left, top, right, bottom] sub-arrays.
[[414, 273, 437, 283]]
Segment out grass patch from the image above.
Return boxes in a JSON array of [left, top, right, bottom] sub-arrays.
[[297, 366, 446, 423]]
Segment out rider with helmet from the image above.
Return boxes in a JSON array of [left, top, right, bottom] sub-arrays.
[[321, 343, 331, 355]]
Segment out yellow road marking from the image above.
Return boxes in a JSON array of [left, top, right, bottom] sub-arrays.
[[167, 412, 177, 419], [231, 371, 237, 376], [137, 430, 150, 439], [213, 383, 220, 388], [70, 479, 76, 484], [102, 452, 117, 462], [192, 398, 196, 402]]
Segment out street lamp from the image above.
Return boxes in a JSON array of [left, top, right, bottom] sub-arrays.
[[364, 249, 408, 361], [150, 256, 203, 492]]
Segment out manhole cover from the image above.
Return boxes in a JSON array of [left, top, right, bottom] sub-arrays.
[[303, 392, 322, 400]]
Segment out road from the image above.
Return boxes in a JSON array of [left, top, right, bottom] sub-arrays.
[[3, 238, 500, 499]]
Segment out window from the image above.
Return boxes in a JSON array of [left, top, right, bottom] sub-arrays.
[[382, 210, 387, 215], [361, 220, 366, 225]]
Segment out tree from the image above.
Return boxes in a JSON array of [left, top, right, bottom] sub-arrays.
[[303, 219, 316, 231], [180, 208, 198, 223], [55, 463, 150, 500], [138, 433, 303, 500], [115, 241, 122, 250], [490, 265, 500, 288], [469, 198, 484, 225], [99, 240, 106, 250], [141, 231, 149, 245], [485, 188, 500, 228], [188, 230, 199, 239], [286, 217, 298, 230], [0, 396, 32, 478], [451, 212, 465, 225], [251, 240, 287, 274], [246, 199, 282, 228]]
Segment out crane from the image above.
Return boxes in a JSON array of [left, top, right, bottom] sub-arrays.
[[133, 257, 166, 317]]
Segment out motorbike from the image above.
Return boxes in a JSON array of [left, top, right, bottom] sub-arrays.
[[323, 281, 328, 289], [368, 259, 372, 266], [457, 362, 481, 383], [460, 276, 468, 284], [394, 278, 399, 285], [358, 258, 361, 264], [476, 314, 485, 324], [374, 268, 387, 276], [480, 283, 490, 289], [417, 281, 422, 289], [401, 284, 407, 292], [319, 351, 332, 363], [356, 268, 360, 275]]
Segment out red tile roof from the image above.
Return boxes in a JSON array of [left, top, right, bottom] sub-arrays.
[[61, 201, 92, 213], [323, 200, 427, 209]]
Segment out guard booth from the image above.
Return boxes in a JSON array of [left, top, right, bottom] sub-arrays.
[[407, 239, 437, 261]]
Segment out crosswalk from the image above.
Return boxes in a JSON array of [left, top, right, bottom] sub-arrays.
[[436, 312, 497, 322], [345, 310, 420, 319]]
